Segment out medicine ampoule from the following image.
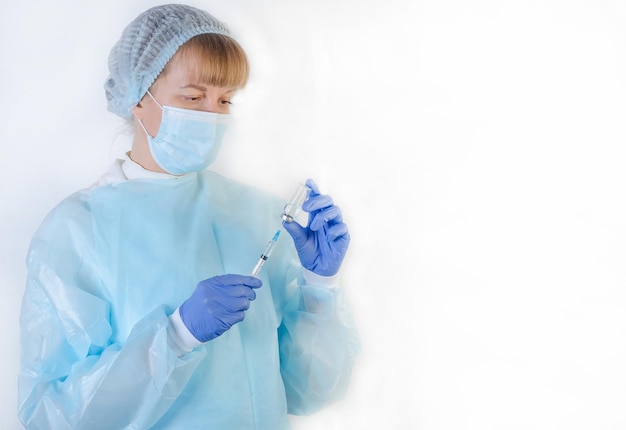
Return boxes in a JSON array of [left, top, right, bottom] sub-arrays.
[[281, 183, 309, 223]]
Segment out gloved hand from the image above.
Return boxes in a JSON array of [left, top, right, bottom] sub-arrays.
[[282, 179, 350, 276], [179, 274, 263, 342]]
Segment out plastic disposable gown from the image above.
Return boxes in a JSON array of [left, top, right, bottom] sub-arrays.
[[19, 159, 360, 429]]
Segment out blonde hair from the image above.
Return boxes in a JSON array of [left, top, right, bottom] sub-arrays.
[[163, 33, 249, 89]]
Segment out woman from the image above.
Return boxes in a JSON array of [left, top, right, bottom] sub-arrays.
[[18, 4, 359, 429]]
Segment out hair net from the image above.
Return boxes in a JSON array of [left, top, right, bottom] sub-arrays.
[[104, 4, 232, 119]]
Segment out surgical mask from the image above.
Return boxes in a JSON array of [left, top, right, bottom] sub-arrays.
[[138, 91, 230, 175]]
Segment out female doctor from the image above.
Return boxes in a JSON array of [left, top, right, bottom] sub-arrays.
[[18, 4, 359, 429]]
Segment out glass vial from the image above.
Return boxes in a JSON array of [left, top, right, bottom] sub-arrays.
[[281, 183, 309, 223]]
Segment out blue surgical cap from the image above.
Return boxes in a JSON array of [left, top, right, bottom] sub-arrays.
[[104, 4, 232, 119]]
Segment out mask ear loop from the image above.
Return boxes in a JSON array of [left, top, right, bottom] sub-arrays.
[[137, 117, 153, 139], [146, 90, 164, 109], [137, 90, 163, 138]]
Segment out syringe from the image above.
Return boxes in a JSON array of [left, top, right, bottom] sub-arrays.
[[251, 230, 281, 277]]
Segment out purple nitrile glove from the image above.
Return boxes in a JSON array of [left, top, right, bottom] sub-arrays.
[[179, 274, 262, 342], [282, 179, 350, 276]]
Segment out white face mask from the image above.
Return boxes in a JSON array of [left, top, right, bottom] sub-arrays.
[[138, 91, 230, 175]]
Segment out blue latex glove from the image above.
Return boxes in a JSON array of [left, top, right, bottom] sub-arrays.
[[282, 179, 350, 276], [179, 274, 263, 342]]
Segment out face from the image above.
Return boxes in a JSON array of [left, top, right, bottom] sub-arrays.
[[130, 53, 237, 172]]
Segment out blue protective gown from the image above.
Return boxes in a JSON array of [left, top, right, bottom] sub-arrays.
[[18, 159, 360, 429]]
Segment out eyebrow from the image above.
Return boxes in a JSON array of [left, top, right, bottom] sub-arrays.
[[180, 84, 207, 91], [180, 84, 237, 93]]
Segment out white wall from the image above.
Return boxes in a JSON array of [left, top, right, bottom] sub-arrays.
[[2, 0, 626, 428]]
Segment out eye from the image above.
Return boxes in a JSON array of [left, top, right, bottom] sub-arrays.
[[220, 100, 233, 105]]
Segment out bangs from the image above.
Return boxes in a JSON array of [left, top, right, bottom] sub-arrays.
[[172, 33, 249, 89]]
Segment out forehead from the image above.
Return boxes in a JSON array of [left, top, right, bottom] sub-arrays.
[[153, 35, 248, 91], [160, 51, 206, 83], [154, 60, 237, 97], [178, 37, 248, 88]]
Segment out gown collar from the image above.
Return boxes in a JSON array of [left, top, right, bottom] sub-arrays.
[[121, 152, 187, 181]]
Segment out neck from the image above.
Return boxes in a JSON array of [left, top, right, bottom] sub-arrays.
[[130, 124, 167, 174]]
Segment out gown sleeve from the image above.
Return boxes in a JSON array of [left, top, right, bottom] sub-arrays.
[[18, 193, 205, 430], [274, 253, 361, 416]]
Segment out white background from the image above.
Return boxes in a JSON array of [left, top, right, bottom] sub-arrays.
[[2, 0, 626, 429]]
